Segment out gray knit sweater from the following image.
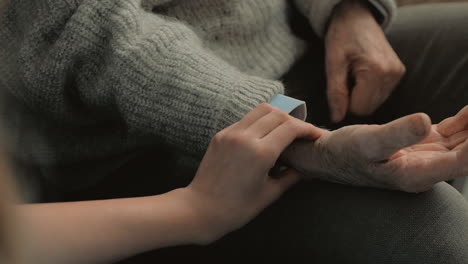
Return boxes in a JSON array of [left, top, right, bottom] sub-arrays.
[[0, 0, 395, 195]]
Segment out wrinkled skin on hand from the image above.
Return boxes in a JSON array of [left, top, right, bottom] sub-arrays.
[[284, 106, 468, 193], [325, 0, 405, 122]]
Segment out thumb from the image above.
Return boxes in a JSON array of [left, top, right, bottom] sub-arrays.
[[363, 113, 432, 161], [437, 105, 468, 137], [326, 55, 350, 123]]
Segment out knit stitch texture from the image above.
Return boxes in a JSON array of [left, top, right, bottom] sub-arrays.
[[0, 0, 395, 194]]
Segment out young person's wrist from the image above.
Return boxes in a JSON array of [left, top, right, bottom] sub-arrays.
[[168, 187, 224, 246]]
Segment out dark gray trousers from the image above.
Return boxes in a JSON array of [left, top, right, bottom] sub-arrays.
[[118, 3, 468, 263]]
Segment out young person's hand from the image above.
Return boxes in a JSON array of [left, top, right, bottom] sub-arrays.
[[185, 103, 323, 244], [325, 0, 405, 122]]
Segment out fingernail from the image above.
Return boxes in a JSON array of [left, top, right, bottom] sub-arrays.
[[409, 114, 431, 137]]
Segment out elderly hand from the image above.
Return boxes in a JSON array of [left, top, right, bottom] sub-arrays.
[[387, 106, 468, 191], [283, 113, 431, 192], [284, 106, 468, 193], [325, 0, 405, 123]]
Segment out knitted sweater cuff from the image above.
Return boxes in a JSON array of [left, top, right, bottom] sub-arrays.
[[367, 0, 397, 30], [215, 77, 285, 133], [294, 0, 397, 36]]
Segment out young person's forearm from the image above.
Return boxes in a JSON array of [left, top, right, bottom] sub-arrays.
[[16, 188, 205, 264]]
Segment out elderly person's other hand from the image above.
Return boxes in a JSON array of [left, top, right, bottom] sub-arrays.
[[325, 0, 405, 123], [283, 108, 468, 193]]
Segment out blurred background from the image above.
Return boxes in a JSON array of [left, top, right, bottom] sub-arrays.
[[398, 0, 466, 4]]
